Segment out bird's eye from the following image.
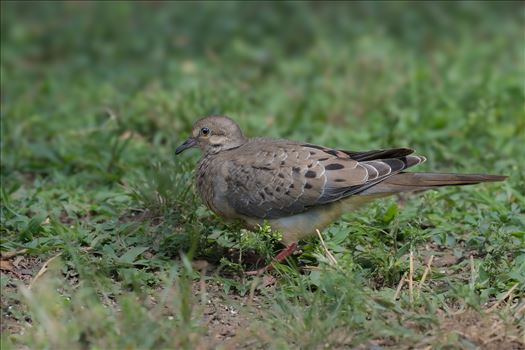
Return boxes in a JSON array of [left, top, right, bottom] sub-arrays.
[[201, 127, 210, 136]]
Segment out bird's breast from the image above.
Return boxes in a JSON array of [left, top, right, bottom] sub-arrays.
[[196, 156, 238, 219]]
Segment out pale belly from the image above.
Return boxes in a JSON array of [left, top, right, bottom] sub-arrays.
[[243, 195, 381, 245]]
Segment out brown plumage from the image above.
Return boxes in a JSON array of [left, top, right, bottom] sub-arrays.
[[176, 115, 506, 273]]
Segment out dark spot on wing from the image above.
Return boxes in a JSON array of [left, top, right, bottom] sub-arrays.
[[305, 170, 316, 178], [325, 163, 345, 170], [318, 157, 329, 161], [293, 167, 301, 173], [304, 183, 313, 189], [335, 178, 346, 182], [303, 144, 326, 151], [278, 173, 285, 178], [325, 150, 339, 156], [253, 165, 272, 171], [309, 151, 316, 155]]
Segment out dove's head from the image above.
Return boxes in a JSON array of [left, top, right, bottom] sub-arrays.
[[175, 115, 246, 155]]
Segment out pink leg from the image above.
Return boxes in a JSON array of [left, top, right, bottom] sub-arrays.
[[245, 242, 298, 276]]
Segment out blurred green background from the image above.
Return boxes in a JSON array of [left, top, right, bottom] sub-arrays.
[[2, 1, 523, 179], [1, 2, 524, 349]]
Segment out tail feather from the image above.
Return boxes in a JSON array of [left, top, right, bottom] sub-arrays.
[[360, 172, 507, 195]]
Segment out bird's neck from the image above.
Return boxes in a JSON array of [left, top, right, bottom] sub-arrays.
[[203, 137, 247, 156]]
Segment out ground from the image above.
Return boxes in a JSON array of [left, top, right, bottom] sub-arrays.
[[1, 2, 524, 349]]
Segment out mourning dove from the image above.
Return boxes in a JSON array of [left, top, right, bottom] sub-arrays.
[[176, 115, 506, 274]]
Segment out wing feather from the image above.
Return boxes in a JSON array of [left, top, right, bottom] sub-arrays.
[[225, 140, 425, 219]]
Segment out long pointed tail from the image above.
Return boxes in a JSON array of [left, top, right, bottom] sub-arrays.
[[361, 172, 507, 195]]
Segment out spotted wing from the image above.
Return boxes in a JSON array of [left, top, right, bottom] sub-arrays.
[[225, 140, 425, 219]]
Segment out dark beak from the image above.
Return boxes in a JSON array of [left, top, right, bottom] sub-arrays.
[[175, 137, 197, 155]]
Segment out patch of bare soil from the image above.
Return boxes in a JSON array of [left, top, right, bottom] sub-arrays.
[[434, 309, 524, 349], [193, 281, 267, 349], [186, 260, 277, 349], [357, 307, 524, 350], [1, 252, 43, 334]]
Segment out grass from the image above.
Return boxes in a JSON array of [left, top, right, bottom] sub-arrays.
[[1, 1, 524, 349]]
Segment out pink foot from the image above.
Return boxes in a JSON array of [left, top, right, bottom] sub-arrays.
[[245, 242, 298, 276]]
